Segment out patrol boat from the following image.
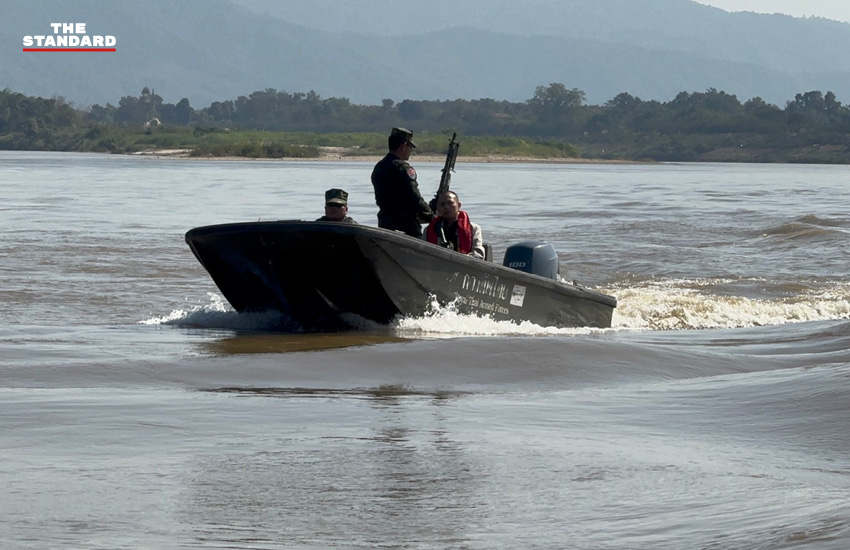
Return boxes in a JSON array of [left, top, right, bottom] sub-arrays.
[[185, 221, 617, 330]]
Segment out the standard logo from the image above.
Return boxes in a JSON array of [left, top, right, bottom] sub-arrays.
[[23, 23, 116, 52]]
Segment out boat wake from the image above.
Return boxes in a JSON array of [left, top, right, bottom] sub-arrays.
[[140, 293, 601, 336], [142, 279, 850, 336], [391, 296, 600, 336], [610, 278, 850, 330], [140, 293, 303, 332]]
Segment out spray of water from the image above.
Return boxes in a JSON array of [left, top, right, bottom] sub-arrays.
[[141, 280, 850, 335]]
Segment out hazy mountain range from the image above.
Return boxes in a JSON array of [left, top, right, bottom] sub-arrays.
[[6, 0, 850, 109]]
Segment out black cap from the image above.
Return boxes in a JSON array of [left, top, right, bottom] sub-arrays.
[[325, 188, 348, 206], [391, 127, 416, 148]]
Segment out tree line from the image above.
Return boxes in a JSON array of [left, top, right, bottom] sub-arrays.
[[2, 83, 849, 162]]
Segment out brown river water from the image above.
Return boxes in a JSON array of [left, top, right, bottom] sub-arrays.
[[1, 152, 849, 549]]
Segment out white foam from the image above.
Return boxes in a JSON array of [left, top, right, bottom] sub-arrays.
[[610, 279, 850, 331], [390, 296, 598, 337], [140, 293, 301, 331], [142, 280, 850, 336], [141, 294, 600, 337]]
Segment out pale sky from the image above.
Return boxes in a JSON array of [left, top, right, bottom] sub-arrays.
[[693, 0, 850, 22]]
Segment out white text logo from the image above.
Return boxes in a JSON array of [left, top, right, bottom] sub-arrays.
[[23, 23, 117, 52]]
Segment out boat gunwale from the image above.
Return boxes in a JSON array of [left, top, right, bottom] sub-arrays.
[[185, 220, 617, 309]]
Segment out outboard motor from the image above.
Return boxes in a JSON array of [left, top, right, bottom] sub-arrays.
[[503, 241, 559, 280]]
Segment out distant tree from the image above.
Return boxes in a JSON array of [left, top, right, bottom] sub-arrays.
[[206, 100, 234, 122], [0, 106, 9, 133], [88, 103, 116, 124], [528, 82, 585, 123], [785, 90, 839, 129], [397, 99, 425, 120], [140, 87, 163, 107], [824, 91, 842, 116], [788, 90, 826, 113], [22, 117, 39, 139], [743, 96, 771, 111], [583, 112, 612, 134], [606, 92, 641, 111], [174, 98, 193, 125], [52, 96, 79, 128], [741, 96, 784, 132], [115, 88, 164, 126]]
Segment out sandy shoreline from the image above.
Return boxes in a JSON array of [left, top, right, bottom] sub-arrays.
[[130, 147, 641, 164]]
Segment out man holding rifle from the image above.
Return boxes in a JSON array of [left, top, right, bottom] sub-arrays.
[[371, 127, 434, 238], [420, 131, 484, 258], [424, 190, 485, 259]]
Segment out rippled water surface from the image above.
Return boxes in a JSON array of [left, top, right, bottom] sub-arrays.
[[1, 152, 849, 549]]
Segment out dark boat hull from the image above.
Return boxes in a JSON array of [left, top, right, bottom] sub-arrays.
[[185, 221, 617, 330]]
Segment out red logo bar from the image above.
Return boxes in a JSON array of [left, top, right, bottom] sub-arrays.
[[23, 48, 116, 52]]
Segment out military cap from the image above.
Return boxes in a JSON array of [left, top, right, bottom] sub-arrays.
[[325, 188, 348, 206], [390, 127, 417, 148]]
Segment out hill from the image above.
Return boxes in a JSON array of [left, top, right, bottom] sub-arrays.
[[5, 0, 850, 107]]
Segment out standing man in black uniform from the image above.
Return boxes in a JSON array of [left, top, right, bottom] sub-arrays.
[[371, 127, 434, 237]]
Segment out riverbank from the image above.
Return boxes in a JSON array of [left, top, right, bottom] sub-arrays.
[[9, 123, 848, 165], [131, 146, 643, 164]]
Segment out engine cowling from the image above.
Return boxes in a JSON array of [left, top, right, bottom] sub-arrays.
[[503, 241, 559, 280]]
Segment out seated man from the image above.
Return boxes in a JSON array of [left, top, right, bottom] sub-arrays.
[[423, 191, 485, 259], [316, 188, 356, 223]]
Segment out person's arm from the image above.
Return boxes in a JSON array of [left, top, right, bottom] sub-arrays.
[[397, 161, 435, 222], [410, 179, 434, 222], [468, 222, 485, 259]]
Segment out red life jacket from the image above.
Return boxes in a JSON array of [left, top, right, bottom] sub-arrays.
[[426, 211, 473, 254]]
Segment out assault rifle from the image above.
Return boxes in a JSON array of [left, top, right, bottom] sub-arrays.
[[430, 132, 460, 213]]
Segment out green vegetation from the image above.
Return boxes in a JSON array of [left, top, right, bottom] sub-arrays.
[[2, 84, 849, 163]]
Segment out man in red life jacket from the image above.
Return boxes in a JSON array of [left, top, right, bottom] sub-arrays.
[[424, 190, 485, 259]]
